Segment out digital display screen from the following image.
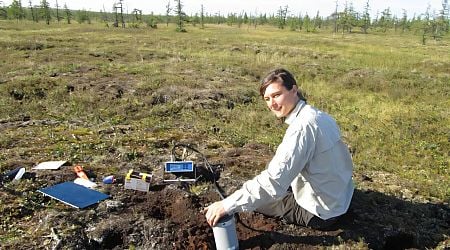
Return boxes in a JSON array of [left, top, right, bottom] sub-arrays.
[[165, 161, 194, 173]]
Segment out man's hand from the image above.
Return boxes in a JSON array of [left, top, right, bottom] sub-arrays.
[[203, 201, 226, 227]]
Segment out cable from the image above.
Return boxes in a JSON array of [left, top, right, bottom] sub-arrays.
[[170, 143, 269, 233], [170, 143, 225, 199]]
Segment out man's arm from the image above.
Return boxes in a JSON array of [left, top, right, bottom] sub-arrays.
[[205, 125, 316, 225]]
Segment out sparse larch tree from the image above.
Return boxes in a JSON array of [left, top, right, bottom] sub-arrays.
[[55, 0, 61, 22], [297, 13, 304, 30], [132, 8, 142, 23], [303, 13, 313, 32], [101, 5, 109, 24], [215, 12, 222, 24], [313, 11, 322, 30], [0, 1, 7, 20], [174, 0, 186, 32], [393, 15, 399, 32], [338, 2, 354, 34], [400, 9, 408, 32], [8, 0, 23, 21], [251, 13, 258, 29], [191, 13, 199, 27], [346, 3, 358, 33], [227, 13, 236, 26], [259, 13, 267, 25], [64, 3, 72, 24], [421, 5, 433, 44], [287, 15, 297, 31], [165, 0, 171, 26], [76, 9, 91, 24], [113, 0, 125, 28], [361, 0, 371, 33], [443, 0, 450, 33], [277, 5, 288, 29], [28, 0, 36, 22], [333, 0, 338, 33], [237, 11, 244, 28], [18, 0, 25, 19], [200, 4, 204, 29], [435, 0, 450, 36], [379, 8, 392, 32], [146, 11, 157, 28], [40, 0, 51, 24]]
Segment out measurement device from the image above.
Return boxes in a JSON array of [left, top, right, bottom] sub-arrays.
[[163, 161, 198, 182], [124, 170, 152, 192]]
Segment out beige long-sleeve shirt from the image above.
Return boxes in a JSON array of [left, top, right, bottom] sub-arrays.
[[222, 100, 354, 220]]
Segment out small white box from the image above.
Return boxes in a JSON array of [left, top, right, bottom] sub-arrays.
[[124, 170, 152, 192]]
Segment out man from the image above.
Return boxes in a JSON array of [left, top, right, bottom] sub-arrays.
[[204, 68, 354, 230]]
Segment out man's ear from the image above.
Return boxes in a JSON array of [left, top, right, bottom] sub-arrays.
[[291, 85, 298, 93]]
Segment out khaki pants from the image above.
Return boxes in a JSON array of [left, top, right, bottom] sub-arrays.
[[255, 192, 339, 230]]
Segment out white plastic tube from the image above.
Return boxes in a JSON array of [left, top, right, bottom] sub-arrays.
[[13, 168, 25, 181], [212, 214, 239, 250]]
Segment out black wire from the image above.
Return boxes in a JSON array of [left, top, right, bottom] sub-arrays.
[[170, 143, 269, 233], [171, 143, 225, 199]]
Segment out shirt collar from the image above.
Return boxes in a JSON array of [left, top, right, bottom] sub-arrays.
[[285, 100, 306, 125]]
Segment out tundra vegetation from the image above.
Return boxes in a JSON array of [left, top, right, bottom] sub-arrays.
[[0, 1, 449, 249]]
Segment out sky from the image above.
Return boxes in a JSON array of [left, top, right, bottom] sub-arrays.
[[2, 0, 446, 18]]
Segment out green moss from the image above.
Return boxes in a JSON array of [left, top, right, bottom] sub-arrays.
[[0, 21, 448, 202]]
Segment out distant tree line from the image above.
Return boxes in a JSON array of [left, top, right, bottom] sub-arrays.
[[1, 0, 449, 42], [1, 0, 86, 24]]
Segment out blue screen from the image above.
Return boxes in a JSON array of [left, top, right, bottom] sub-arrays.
[[165, 161, 194, 172]]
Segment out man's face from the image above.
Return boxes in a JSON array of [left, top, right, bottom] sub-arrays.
[[263, 81, 299, 118]]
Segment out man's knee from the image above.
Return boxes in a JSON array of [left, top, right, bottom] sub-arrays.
[[306, 216, 339, 230]]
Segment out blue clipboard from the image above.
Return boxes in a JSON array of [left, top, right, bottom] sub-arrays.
[[38, 181, 109, 209]]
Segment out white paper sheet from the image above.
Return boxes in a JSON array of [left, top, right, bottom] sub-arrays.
[[32, 161, 67, 170]]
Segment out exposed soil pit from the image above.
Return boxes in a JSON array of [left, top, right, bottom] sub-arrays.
[[79, 183, 361, 249], [1, 145, 449, 249], [81, 184, 283, 250]]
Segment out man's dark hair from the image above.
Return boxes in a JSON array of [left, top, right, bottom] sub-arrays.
[[260, 68, 306, 102]]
